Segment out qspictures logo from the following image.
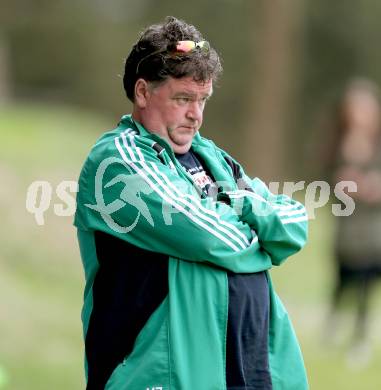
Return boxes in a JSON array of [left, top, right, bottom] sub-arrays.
[[25, 156, 357, 228]]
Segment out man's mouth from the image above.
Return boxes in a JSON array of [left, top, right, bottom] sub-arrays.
[[179, 125, 196, 130]]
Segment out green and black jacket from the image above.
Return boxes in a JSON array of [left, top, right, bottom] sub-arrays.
[[75, 115, 309, 390]]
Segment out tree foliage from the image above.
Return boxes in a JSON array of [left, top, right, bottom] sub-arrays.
[[3, 0, 381, 179]]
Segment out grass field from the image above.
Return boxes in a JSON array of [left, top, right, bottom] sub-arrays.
[[0, 103, 380, 389]]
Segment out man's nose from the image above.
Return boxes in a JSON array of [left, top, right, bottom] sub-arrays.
[[186, 101, 202, 122]]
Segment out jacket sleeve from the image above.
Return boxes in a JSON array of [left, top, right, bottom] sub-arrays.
[[214, 146, 308, 265], [219, 175, 308, 266], [75, 131, 272, 274]]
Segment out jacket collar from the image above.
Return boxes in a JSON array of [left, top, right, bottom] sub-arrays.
[[119, 114, 236, 188]]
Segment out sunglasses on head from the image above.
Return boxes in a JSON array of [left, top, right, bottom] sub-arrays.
[[135, 40, 210, 75], [169, 40, 210, 53]]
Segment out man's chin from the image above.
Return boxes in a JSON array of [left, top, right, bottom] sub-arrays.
[[172, 142, 192, 154]]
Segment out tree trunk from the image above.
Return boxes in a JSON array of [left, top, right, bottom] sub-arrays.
[[0, 35, 11, 104], [242, 0, 304, 183]]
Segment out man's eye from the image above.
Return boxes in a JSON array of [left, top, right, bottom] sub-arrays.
[[175, 97, 190, 104], [198, 97, 208, 107]]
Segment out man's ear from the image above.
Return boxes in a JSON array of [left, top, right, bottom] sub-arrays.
[[134, 79, 150, 108]]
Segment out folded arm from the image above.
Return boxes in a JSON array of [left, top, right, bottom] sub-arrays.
[[75, 131, 272, 273], [216, 149, 308, 265]]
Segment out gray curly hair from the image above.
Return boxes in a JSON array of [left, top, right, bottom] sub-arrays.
[[123, 16, 222, 102]]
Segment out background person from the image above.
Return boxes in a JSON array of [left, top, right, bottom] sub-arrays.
[[326, 78, 381, 360]]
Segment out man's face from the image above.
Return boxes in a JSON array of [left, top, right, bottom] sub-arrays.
[[136, 76, 213, 154]]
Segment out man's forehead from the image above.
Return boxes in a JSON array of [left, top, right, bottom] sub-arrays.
[[167, 76, 213, 96]]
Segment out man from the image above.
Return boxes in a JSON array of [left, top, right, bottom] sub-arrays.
[[75, 16, 309, 390]]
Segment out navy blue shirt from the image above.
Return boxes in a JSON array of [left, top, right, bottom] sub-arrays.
[[176, 150, 272, 390]]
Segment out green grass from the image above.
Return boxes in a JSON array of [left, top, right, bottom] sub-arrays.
[[0, 103, 381, 389], [0, 103, 113, 390]]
